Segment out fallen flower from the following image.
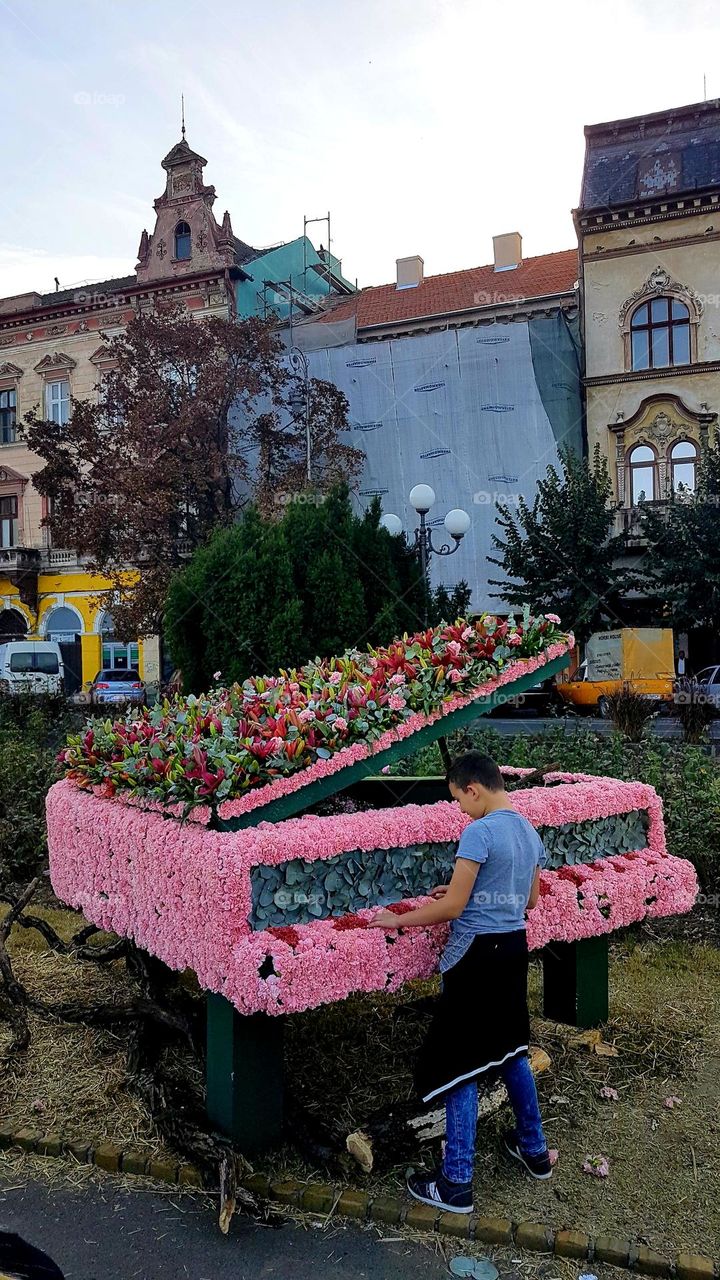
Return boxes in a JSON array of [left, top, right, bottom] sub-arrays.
[[548, 1148, 559, 1166], [663, 1095, 682, 1109], [582, 1154, 610, 1178], [599, 1086, 619, 1101]]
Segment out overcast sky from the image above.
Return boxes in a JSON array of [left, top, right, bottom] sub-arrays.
[[1, 0, 719, 300]]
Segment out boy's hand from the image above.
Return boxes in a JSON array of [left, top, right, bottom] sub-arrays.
[[368, 909, 402, 929], [429, 884, 450, 900]]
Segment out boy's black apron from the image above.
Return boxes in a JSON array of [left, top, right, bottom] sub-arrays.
[[415, 929, 530, 1105]]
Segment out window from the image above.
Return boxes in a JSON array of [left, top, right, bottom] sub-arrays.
[[46, 379, 70, 425], [0, 494, 18, 547], [630, 298, 691, 371], [0, 389, 16, 445], [10, 650, 59, 674], [670, 439, 698, 494], [174, 221, 192, 260], [629, 444, 656, 504]]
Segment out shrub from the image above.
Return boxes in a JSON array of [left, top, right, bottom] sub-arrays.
[[401, 725, 720, 893], [603, 681, 658, 743], [673, 679, 716, 744]]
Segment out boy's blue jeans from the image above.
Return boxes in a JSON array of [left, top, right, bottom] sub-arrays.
[[443, 1053, 547, 1184]]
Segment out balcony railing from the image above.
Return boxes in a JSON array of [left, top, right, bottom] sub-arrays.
[[614, 501, 671, 544]]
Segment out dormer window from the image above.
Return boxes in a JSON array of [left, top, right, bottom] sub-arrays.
[[174, 221, 192, 261]]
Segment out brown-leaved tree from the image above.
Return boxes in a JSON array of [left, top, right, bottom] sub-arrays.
[[22, 306, 363, 638]]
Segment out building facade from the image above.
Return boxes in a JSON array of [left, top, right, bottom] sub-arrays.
[[290, 235, 582, 610], [0, 134, 354, 691], [576, 100, 720, 580]]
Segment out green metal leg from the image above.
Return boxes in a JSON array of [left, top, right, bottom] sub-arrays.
[[542, 935, 609, 1028], [206, 993, 284, 1151]]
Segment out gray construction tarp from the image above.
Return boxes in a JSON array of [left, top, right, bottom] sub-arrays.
[[299, 313, 582, 610]]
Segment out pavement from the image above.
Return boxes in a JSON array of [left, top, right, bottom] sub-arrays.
[[479, 713, 720, 739], [0, 1176, 459, 1280]]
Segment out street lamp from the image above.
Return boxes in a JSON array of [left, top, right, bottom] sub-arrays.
[[381, 484, 471, 624], [288, 347, 311, 483]]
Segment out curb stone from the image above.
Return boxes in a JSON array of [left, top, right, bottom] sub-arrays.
[[0, 1127, 717, 1278]]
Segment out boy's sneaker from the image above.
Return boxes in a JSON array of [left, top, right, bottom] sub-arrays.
[[503, 1129, 553, 1180], [406, 1168, 474, 1214]]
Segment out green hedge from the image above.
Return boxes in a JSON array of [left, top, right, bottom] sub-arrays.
[[400, 725, 720, 892]]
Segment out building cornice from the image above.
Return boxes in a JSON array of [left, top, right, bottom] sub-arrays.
[[0, 268, 242, 338], [581, 227, 720, 263], [585, 360, 720, 388], [574, 189, 720, 234], [355, 291, 578, 342]]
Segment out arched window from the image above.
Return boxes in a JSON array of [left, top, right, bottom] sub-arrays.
[[670, 439, 698, 494], [630, 297, 691, 371], [174, 221, 192, 261], [629, 444, 657, 504]]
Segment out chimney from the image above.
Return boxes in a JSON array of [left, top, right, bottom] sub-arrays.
[[396, 255, 424, 289], [492, 232, 522, 272]]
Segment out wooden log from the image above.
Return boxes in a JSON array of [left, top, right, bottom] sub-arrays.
[[345, 1046, 551, 1173]]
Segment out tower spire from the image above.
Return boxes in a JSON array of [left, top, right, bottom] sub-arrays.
[[181, 93, 186, 139]]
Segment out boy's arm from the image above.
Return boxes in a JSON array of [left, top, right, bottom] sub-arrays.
[[526, 866, 541, 912], [368, 858, 481, 929]]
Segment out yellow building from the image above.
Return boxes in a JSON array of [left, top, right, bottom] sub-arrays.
[[575, 100, 720, 564], [0, 133, 254, 692]]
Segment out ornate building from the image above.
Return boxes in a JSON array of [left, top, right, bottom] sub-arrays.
[[0, 134, 353, 692], [575, 100, 720, 575]]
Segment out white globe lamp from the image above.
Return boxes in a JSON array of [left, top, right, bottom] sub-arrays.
[[379, 513, 403, 536], [409, 483, 436, 514], [444, 508, 471, 539]]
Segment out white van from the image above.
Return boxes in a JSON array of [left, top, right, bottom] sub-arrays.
[[0, 641, 65, 696]]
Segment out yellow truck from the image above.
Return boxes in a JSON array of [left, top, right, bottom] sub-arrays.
[[556, 628, 675, 716]]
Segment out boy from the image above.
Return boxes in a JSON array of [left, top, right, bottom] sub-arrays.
[[369, 751, 551, 1214]]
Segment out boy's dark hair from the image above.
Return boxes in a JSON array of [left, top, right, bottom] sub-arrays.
[[446, 751, 505, 792]]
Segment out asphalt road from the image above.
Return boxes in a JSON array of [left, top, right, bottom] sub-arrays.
[[478, 713, 720, 738], [0, 1178, 458, 1280]]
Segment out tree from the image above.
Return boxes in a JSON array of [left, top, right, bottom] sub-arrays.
[[488, 446, 628, 642], [22, 307, 363, 639], [164, 487, 471, 690], [642, 441, 720, 638]]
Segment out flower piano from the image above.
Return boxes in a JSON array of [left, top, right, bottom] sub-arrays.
[[46, 614, 697, 1151]]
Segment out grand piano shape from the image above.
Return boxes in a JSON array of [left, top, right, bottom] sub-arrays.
[[46, 615, 698, 1150]]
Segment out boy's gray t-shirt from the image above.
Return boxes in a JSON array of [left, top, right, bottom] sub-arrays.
[[439, 808, 547, 973]]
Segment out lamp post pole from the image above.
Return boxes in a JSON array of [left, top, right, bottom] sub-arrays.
[[381, 485, 472, 628]]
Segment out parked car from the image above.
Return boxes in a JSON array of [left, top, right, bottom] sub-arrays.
[[90, 669, 146, 707], [0, 640, 64, 696], [690, 665, 720, 711]]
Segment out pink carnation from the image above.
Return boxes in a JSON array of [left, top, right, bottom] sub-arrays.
[[448, 669, 464, 683], [328, 671, 342, 685], [333, 717, 348, 732], [545, 613, 561, 625], [297, 708, 315, 723], [388, 694, 407, 711], [389, 673, 406, 685], [507, 633, 522, 647]]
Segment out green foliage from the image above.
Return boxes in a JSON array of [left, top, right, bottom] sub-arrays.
[[489, 446, 628, 642], [604, 682, 659, 743], [642, 442, 720, 635], [165, 486, 472, 690], [401, 724, 720, 892], [0, 697, 83, 888]]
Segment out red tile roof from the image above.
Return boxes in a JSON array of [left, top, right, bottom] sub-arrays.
[[318, 248, 578, 330]]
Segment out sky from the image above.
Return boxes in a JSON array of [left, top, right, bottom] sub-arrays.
[[1, 0, 720, 300]]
